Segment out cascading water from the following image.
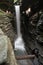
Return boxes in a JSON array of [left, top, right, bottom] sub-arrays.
[[14, 5, 30, 65], [14, 5, 40, 65], [15, 5, 21, 37], [14, 5, 25, 51]]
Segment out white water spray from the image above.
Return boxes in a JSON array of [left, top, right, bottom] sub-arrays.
[[14, 5, 25, 51]]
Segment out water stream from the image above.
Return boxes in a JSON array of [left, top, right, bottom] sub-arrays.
[[14, 5, 40, 65], [14, 5, 30, 65], [14, 5, 25, 51]]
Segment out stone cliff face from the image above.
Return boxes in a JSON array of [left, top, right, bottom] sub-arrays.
[[0, 10, 16, 44], [21, 12, 43, 65]]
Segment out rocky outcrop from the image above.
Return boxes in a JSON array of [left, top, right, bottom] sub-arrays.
[[0, 9, 16, 44], [21, 12, 43, 64], [0, 29, 8, 64], [0, 28, 18, 65]]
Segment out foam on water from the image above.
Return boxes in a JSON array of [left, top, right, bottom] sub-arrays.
[[15, 36, 25, 51]]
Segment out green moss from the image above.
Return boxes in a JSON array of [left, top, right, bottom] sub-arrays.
[[0, 9, 6, 15]]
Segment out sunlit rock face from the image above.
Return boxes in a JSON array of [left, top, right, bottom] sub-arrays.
[[0, 29, 8, 64]]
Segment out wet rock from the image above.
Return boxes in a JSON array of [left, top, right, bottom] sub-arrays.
[[21, 12, 43, 65], [36, 14, 43, 45]]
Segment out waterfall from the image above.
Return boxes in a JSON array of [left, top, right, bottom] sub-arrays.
[[15, 5, 21, 37], [14, 5, 25, 51]]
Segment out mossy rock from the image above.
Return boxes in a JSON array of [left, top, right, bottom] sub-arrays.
[[0, 9, 16, 44]]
